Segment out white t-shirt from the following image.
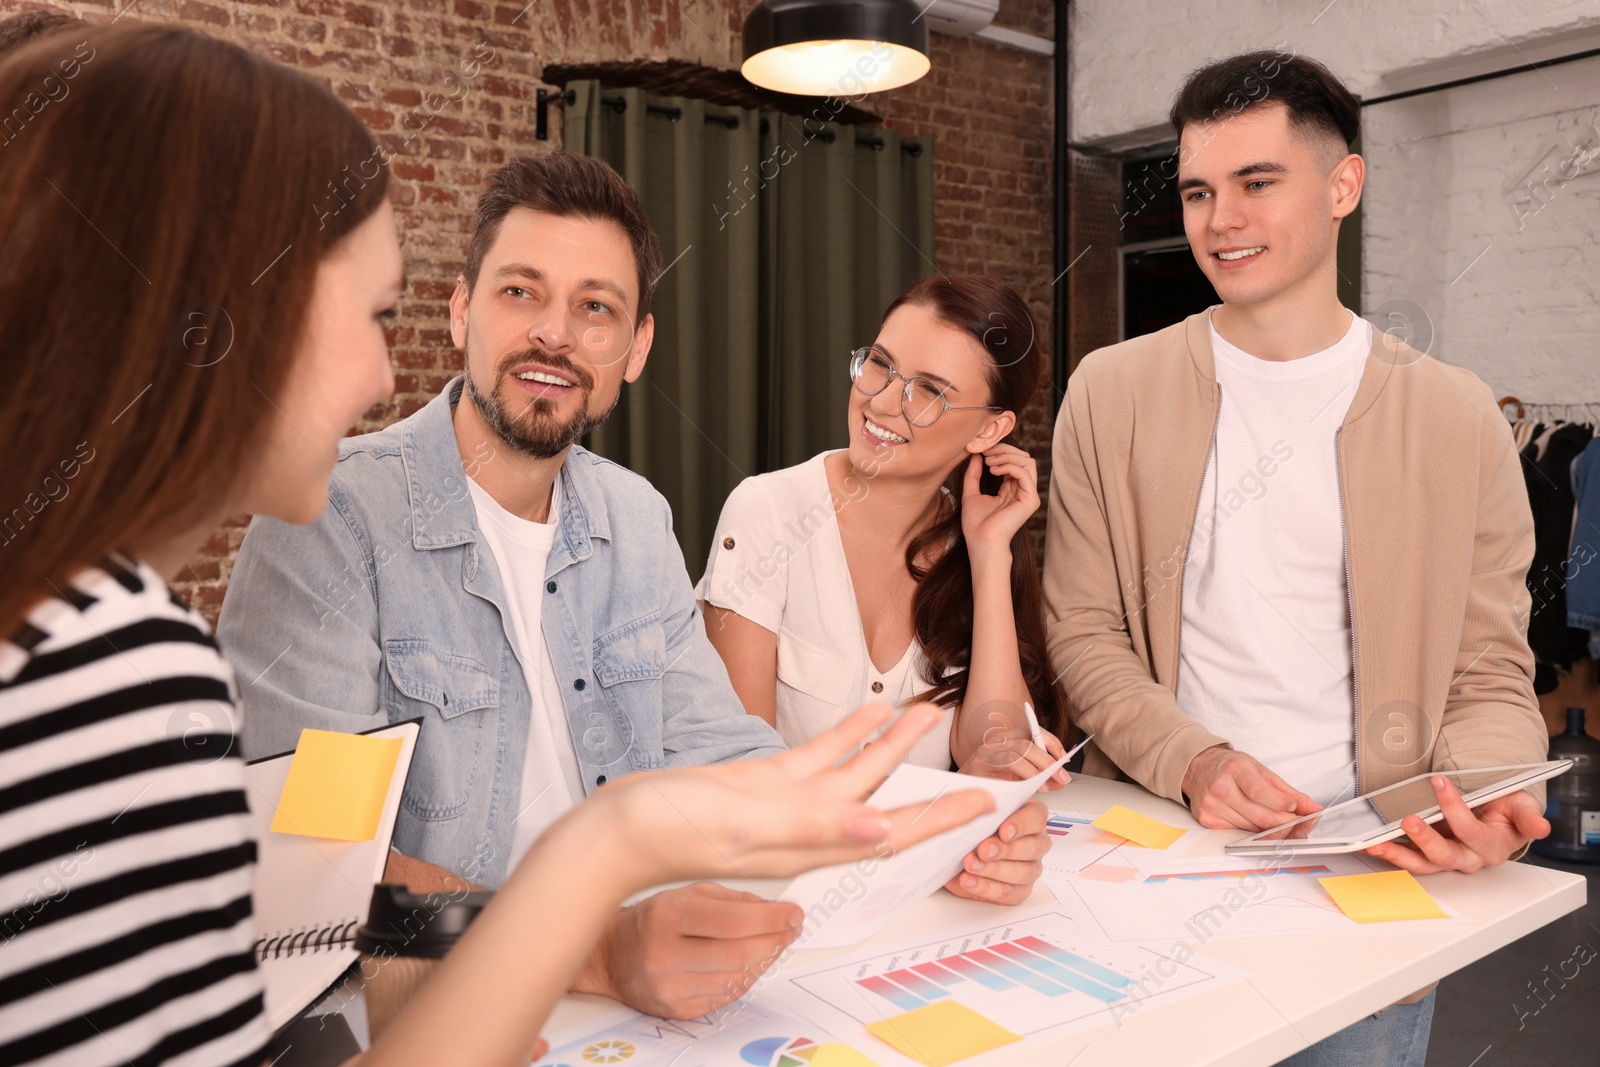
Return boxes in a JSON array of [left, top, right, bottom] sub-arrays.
[[1176, 309, 1372, 808], [697, 452, 953, 769], [467, 473, 585, 867]]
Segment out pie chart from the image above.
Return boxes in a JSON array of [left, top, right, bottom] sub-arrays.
[[738, 1035, 877, 1067]]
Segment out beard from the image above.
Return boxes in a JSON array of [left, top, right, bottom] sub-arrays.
[[465, 348, 621, 460]]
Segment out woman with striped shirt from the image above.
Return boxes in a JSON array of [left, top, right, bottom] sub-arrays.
[[0, 23, 991, 1067]]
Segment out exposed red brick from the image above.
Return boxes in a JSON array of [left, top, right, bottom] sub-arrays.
[[19, 0, 1056, 624]]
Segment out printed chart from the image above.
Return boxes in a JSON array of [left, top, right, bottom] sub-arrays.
[[1052, 852, 1463, 944], [759, 906, 1240, 1065], [1041, 810, 1201, 882], [532, 1001, 879, 1067], [1040, 813, 1125, 878]]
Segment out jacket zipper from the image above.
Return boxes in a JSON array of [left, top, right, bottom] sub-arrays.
[[1334, 429, 1361, 798], [1173, 384, 1224, 711]]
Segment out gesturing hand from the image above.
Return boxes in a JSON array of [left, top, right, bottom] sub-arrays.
[[603, 702, 997, 888], [960, 445, 1040, 557], [1181, 744, 1322, 831]]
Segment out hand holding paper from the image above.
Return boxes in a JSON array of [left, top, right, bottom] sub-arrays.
[[780, 747, 1071, 947]]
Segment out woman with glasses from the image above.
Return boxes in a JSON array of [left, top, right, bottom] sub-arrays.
[[698, 275, 1070, 906]]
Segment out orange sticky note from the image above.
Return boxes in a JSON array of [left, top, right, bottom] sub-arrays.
[[1091, 805, 1185, 849], [270, 729, 402, 842], [866, 1002, 1020, 1067], [1318, 870, 1448, 923]]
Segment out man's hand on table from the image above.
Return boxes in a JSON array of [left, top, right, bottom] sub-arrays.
[[382, 851, 483, 894], [571, 882, 801, 1020], [944, 796, 1049, 905], [1364, 777, 1550, 874], [1181, 744, 1322, 831]]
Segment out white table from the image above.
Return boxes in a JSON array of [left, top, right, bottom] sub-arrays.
[[544, 773, 1587, 1066]]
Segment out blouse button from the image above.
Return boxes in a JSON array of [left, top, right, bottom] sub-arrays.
[[723, 536, 736, 549], [871, 681, 884, 694]]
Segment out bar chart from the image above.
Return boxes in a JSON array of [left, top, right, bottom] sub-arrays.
[[768, 906, 1237, 1055]]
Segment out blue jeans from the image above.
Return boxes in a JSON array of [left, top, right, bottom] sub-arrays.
[[1275, 991, 1435, 1067]]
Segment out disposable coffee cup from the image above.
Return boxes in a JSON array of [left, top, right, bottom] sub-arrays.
[[355, 882, 492, 1040]]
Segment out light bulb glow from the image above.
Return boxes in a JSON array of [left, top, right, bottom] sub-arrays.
[[741, 38, 929, 96]]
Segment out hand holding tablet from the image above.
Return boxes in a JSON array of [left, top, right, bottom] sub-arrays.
[[1224, 761, 1569, 860]]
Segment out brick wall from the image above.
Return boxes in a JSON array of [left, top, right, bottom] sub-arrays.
[[4, 0, 1056, 621]]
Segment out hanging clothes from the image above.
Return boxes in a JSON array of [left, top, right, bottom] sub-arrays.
[[1523, 421, 1595, 668], [1566, 437, 1600, 655]]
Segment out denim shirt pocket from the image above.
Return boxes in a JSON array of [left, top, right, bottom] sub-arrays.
[[584, 612, 666, 771], [383, 638, 499, 821], [593, 611, 667, 686]]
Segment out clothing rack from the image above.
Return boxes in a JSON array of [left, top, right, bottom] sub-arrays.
[[1500, 396, 1600, 425]]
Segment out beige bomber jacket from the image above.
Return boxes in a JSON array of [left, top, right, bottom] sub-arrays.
[[1043, 312, 1549, 813]]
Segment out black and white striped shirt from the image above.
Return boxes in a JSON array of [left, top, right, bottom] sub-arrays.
[[0, 558, 268, 1067]]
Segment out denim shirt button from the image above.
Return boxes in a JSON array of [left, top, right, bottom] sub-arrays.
[[573, 678, 587, 691], [546, 580, 557, 593], [596, 775, 607, 786]]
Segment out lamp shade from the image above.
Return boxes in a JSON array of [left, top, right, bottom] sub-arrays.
[[741, 0, 931, 96]]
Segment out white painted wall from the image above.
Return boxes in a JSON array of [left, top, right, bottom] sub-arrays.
[[1068, 0, 1600, 146], [1069, 0, 1600, 404], [1362, 55, 1600, 402]]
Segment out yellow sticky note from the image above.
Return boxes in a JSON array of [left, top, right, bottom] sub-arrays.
[[809, 1044, 880, 1067], [270, 729, 402, 842], [866, 1001, 1020, 1067], [1318, 870, 1448, 924], [1091, 805, 1185, 850]]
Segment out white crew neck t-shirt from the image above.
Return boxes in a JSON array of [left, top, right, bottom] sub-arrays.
[[1176, 308, 1372, 808], [697, 452, 952, 769], [466, 473, 585, 867]]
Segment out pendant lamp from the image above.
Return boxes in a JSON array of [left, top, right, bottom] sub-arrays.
[[741, 0, 931, 96]]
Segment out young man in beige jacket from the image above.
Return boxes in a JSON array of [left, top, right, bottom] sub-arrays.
[[1043, 52, 1551, 1065]]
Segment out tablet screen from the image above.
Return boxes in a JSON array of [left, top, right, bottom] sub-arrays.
[[1233, 762, 1566, 849]]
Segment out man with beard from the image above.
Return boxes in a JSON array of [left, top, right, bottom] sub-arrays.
[[220, 153, 801, 1020]]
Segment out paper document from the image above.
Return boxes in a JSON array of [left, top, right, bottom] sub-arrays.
[[531, 1001, 877, 1067], [757, 905, 1244, 1064], [780, 754, 1069, 948], [1050, 852, 1463, 944]]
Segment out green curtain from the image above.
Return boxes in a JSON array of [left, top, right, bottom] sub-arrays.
[[566, 80, 934, 581]]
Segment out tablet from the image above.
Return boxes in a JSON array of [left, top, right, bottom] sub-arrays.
[[1223, 761, 1572, 856]]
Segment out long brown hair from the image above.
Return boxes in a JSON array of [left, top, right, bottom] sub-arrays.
[[0, 24, 390, 635], [894, 275, 1065, 735]]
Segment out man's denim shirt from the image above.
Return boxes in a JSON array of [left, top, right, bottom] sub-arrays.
[[220, 377, 784, 887]]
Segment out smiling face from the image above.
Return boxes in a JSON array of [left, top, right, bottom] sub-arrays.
[[847, 302, 1013, 479], [244, 200, 403, 523], [1177, 102, 1362, 310], [450, 207, 653, 460]]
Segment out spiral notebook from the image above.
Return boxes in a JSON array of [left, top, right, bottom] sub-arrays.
[[245, 720, 420, 1030]]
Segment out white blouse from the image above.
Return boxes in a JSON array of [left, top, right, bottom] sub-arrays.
[[696, 451, 955, 769]]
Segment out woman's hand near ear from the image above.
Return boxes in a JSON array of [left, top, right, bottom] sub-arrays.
[[960, 445, 1040, 559]]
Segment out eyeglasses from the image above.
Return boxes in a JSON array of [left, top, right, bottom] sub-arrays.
[[848, 347, 1002, 428]]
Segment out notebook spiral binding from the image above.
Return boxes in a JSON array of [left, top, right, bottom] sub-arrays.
[[254, 919, 361, 961]]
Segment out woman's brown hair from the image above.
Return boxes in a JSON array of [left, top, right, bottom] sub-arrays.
[[0, 24, 389, 635], [892, 275, 1067, 737]]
